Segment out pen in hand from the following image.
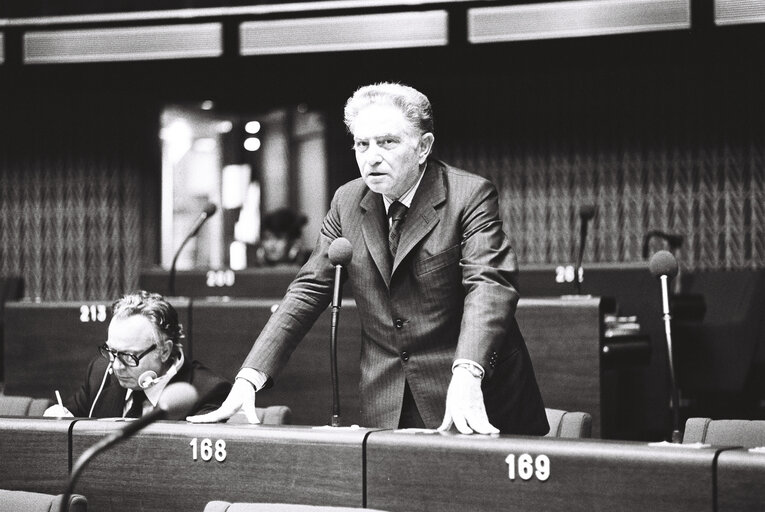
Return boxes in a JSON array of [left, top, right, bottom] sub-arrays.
[[55, 390, 63, 408]]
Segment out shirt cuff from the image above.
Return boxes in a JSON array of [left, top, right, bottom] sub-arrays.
[[236, 368, 269, 391], [452, 359, 485, 379]]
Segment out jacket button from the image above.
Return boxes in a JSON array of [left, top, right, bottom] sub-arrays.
[[401, 351, 409, 361], [394, 318, 404, 329]]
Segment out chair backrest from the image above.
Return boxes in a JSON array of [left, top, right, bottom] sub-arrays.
[[544, 408, 592, 438], [0, 395, 53, 416], [226, 405, 293, 425], [0, 489, 87, 512], [204, 503, 388, 512], [683, 417, 765, 447]]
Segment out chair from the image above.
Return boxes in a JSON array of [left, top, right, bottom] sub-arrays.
[[683, 417, 765, 447], [204, 503, 388, 512], [544, 408, 592, 438], [0, 395, 53, 416], [226, 405, 293, 425], [0, 489, 87, 512]]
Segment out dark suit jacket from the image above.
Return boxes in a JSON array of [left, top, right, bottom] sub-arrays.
[[65, 356, 232, 418], [244, 159, 549, 435]]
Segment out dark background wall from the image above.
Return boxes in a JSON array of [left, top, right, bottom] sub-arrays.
[[1, 7, 764, 301]]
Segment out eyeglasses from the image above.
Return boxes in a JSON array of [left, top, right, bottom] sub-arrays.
[[98, 343, 157, 367]]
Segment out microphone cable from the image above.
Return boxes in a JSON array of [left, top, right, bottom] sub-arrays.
[[89, 360, 114, 419]]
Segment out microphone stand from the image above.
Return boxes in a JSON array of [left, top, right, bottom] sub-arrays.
[[168, 204, 216, 297], [60, 434, 116, 512], [660, 274, 682, 443], [329, 264, 343, 427], [575, 218, 589, 295], [168, 230, 195, 297]]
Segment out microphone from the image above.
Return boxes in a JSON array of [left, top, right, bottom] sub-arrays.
[[329, 237, 353, 308], [327, 237, 353, 427], [60, 383, 198, 512], [574, 205, 596, 294], [169, 203, 217, 296], [649, 250, 682, 443], [138, 370, 159, 389]]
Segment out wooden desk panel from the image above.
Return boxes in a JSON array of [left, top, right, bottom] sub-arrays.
[[71, 421, 371, 511], [517, 297, 605, 437], [366, 432, 718, 512], [3, 299, 190, 398], [140, 267, 300, 298], [0, 417, 73, 494], [716, 449, 765, 511], [191, 298, 362, 427]]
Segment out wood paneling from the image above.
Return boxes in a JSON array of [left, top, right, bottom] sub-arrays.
[[71, 421, 371, 511], [366, 431, 719, 512], [0, 417, 74, 494]]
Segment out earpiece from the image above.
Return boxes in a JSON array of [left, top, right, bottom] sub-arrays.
[[138, 371, 159, 389]]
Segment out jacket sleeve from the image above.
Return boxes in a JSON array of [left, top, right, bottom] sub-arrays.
[[64, 357, 105, 417], [454, 179, 521, 377], [239, 190, 344, 381]]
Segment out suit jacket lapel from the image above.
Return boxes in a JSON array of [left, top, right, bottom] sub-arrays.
[[360, 190, 393, 287], [96, 379, 129, 417], [392, 163, 445, 275]]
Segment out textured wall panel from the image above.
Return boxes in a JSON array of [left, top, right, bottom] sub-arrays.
[[240, 11, 448, 55], [23, 23, 223, 64], [0, 96, 159, 301], [468, 0, 690, 43], [715, 0, 765, 25]]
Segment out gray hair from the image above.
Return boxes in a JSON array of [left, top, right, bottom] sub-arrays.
[[112, 290, 184, 357], [343, 82, 434, 135]]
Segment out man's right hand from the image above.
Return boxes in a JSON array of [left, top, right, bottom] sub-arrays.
[[43, 404, 74, 418], [186, 378, 261, 424]]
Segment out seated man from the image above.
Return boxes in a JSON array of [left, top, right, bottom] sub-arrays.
[[45, 291, 231, 418], [251, 207, 309, 266]]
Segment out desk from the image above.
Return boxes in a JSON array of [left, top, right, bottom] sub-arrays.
[[0, 275, 23, 382], [517, 297, 610, 437], [2, 299, 190, 398], [190, 297, 613, 431], [191, 298, 362, 427], [140, 267, 300, 298], [0, 417, 73, 494], [716, 448, 765, 511], [366, 431, 719, 512], [71, 421, 371, 512]]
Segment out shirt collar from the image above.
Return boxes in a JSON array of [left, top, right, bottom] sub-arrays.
[[383, 163, 427, 213]]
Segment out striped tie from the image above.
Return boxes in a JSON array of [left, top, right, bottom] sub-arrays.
[[388, 201, 408, 258]]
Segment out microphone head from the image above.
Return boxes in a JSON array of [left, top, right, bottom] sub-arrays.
[[203, 203, 218, 217], [649, 250, 679, 279], [157, 382, 198, 420], [138, 371, 158, 389], [328, 237, 353, 266], [579, 205, 597, 221]]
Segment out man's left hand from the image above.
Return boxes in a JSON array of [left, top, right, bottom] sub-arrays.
[[437, 366, 499, 435]]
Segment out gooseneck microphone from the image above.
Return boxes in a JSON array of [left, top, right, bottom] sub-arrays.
[[649, 250, 682, 443], [327, 237, 353, 427], [574, 205, 597, 295], [60, 383, 198, 512], [169, 203, 217, 296]]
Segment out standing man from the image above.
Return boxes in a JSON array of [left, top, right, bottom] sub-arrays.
[[45, 291, 231, 418], [189, 82, 548, 435]]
